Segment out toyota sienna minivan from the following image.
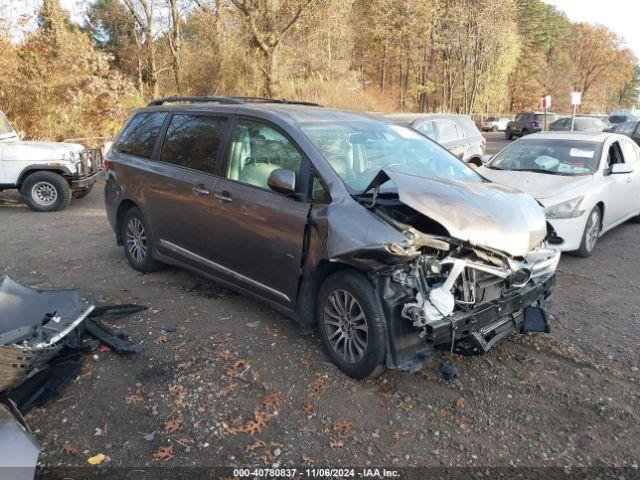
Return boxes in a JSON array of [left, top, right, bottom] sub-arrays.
[[104, 96, 559, 378]]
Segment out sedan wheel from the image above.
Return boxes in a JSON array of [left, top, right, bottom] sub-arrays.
[[576, 207, 601, 257], [323, 289, 369, 364]]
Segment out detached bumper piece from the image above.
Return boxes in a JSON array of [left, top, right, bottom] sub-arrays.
[[0, 277, 146, 476]]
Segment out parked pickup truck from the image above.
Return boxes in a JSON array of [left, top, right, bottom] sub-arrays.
[[0, 111, 104, 211]]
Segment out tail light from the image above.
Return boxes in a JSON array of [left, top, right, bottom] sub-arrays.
[[103, 158, 111, 170]]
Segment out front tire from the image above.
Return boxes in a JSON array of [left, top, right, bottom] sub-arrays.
[[72, 184, 94, 199], [505, 129, 513, 140], [317, 271, 386, 379], [575, 206, 601, 258], [21, 171, 71, 212], [122, 207, 163, 272]]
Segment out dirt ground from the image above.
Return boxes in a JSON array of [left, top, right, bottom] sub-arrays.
[[1, 156, 639, 473]]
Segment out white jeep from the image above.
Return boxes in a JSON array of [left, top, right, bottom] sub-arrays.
[[0, 111, 105, 211]]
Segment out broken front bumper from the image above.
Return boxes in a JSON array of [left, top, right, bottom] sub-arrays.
[[423, 274, 554, 346], [376, 272, 556, 372], [70, 168, 105, 188]]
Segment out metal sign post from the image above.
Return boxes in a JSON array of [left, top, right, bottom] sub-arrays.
[[570, 92, 582, 131]]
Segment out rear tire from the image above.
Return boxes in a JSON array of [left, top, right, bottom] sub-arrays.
[[72, 184, 94, 199], [21, 171, 71, 212], [317, 270, 386, 379], [505, 130, 513, 140], [121, 207, 164, 272], [574, 206, 601, 258]]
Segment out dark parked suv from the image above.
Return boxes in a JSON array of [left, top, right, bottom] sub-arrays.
[[104, 96, 558, 378], [505, 112, 559, 139], [384, 114, 486, 166]]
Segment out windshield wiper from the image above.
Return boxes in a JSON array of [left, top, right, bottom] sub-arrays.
[[490, 167, 572, 176]]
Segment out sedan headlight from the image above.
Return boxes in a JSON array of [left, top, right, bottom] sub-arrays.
[[544, 197, 585, 219]]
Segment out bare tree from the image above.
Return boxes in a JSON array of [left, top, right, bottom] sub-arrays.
[[122, 0, 162, 98], [167, 0, 183, 92], [229, 0, 313, 96]]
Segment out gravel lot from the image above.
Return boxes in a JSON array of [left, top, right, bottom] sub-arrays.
[[1, 142, 639, 472]]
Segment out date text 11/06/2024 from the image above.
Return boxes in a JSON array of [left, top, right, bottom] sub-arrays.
[[232, 468, 400, 478]]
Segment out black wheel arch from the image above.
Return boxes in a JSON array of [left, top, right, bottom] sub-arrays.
[[17, 165, 72, 188], [115, 199, 140, 246]]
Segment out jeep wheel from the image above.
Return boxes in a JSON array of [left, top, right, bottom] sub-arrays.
[[317, 271, 386, 379], [21, 171, 71, 212], [122, 207, 163, 272], [72, 184, 94, 200]]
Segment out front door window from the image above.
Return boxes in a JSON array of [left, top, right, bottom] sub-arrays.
[[226, 119, 303, 191]]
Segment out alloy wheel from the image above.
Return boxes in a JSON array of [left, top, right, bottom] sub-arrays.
[[125, 217, 147, 263], [585, 209, 600, 253], [323, 289, 369, 364], [31, 182, 58, 207]]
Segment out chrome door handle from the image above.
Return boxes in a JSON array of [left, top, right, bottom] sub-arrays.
[[214, 192, 233, 203], [192, 186, 210, 196]]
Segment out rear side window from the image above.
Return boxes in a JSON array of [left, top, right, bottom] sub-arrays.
[[415, 121, 435, 139], [436, 120, 459, 143], [160, 114, 227, 174], [117, 112, 167, 158], [457, 117, 479, 137]]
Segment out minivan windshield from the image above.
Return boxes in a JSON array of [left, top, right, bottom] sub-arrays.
[[489, 138, 602, 175], [0, 112, 16, 138], [300, 120, 481, 193]]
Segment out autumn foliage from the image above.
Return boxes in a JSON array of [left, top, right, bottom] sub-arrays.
[[0, 0, 638, 140]]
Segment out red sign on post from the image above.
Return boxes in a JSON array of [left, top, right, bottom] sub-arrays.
[[541, 95, 552, 110]]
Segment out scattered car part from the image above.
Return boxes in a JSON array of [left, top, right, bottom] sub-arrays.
[[85, 319, 143, 355], [0, 402, 40, 480], [439, 361, 458, 380]]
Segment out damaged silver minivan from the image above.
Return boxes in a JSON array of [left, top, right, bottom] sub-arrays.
[[104, 97, 559, 378]]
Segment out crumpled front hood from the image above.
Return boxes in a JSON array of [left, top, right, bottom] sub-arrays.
[[0, 140, 84, 162], [477, 166, 594, 200], [370, 170, 548, 258]]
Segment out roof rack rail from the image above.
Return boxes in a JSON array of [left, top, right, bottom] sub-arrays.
[[147, 96, 244, 106], [147, 96, 323, 107], [231, 97, 323, 107]]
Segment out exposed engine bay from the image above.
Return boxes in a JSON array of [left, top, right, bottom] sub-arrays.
[[344, 181, 560, 370]]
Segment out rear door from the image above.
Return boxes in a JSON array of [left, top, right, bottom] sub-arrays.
[[207, 117, 311, 306], [142, 113, 229, 264]]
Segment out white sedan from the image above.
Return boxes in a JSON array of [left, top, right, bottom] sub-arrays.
[[478, 132, 640, 257]]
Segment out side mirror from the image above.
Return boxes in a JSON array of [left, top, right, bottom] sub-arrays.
[[267, 168, 296, 195], [610, 163, 634, 175]]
